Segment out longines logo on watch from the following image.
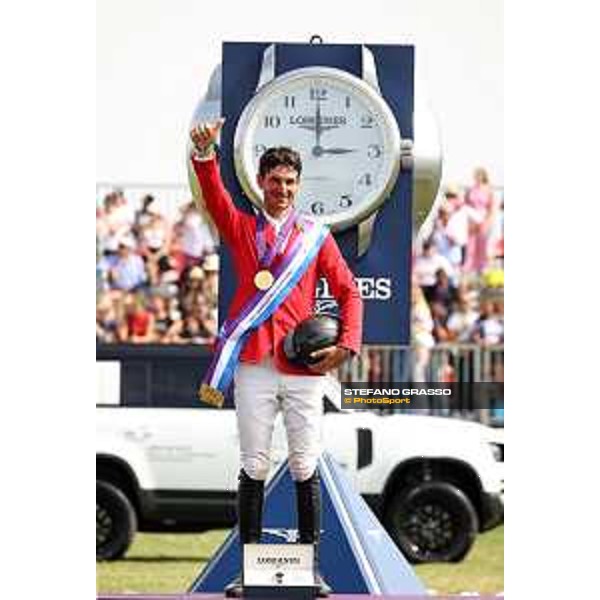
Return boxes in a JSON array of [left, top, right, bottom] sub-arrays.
[[289, 115, 347, 126]]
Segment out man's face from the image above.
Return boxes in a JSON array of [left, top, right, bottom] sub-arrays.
[[257, 165, 300, 219]]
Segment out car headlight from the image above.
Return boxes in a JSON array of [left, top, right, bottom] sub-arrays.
[[489, 442, 503, 462]]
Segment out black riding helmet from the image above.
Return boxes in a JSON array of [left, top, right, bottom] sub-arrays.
[[283, 313, 341, 366]]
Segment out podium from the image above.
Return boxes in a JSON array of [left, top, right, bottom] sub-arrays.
[[190, 453, 425, 596]]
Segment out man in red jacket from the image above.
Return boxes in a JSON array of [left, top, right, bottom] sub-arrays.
[[190, 119, 363, 597]]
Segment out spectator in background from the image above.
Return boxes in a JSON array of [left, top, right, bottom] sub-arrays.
[[430, 301, 452, 343], [190, 295, 215, 338], [150, 295, 180, 344], [180, 265, 206, 316], [119, 292, 155, 344], [171, 314, 215, 345], [134, 194, 159, 235], [489, 196, 504, 261], [446, 294, 479, 343], [101, 236, 148, 292], [174, 201, 217, 270], [111, 188, 134, 227], [494, 299, 504, 329], [138, 206, 170, 259], [413, 239, 454, 301], [465, 167, 497, 274], [472, 300, 503, 346], [138, 202, 171, 298], [456, 279, 480, 312], [97, 191, 133, 256], [428, 268, 459, 312], [96, 295, 120, 343], [96, 204, 110, 255], [411, 283, 435, 381], [434, 185, 471, 271], [201, 253, 219, 308], [149, 254, 180, 296], [482, 196, 504, 289]]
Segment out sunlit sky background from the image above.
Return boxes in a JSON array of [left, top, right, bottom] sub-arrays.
[[97, 0, 503, 187]]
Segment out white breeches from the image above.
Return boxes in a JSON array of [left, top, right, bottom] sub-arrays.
[[233, 357, 324, 483]]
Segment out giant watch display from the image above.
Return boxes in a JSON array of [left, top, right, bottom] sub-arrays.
[[234, 65, 403, 234]]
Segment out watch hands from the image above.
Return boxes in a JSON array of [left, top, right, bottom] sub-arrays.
[[297, 124, 339, 133], [320, 147, 357, 155], [297, 99, 342, 157], [315, 99, 323, 149], [312, 146, 357, 157]]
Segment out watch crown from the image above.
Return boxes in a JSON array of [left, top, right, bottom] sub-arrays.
[[400, 139, 414, 171]]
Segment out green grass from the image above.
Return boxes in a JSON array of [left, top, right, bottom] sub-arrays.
[[97, 526, 503, 595], [415, 525, 504, 595], [96, 531, 229, 594]]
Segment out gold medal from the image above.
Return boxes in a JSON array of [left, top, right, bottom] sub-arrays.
[[254, 269, 274, 290]]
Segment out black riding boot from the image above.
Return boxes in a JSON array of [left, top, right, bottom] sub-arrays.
[[296, 470, 332, 598], [225, 470, 265, 598]]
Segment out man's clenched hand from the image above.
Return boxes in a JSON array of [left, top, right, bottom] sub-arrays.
[[308, 346, 351, 374]]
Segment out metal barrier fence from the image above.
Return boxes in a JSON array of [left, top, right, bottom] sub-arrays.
[[339, 344, 503, 383], [338, 344, 504, 425]]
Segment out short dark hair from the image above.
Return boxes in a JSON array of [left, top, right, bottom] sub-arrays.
[[258, 147, 302, 178]]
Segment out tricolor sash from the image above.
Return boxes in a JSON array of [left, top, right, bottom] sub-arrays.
[[199, 217, 329, 407]]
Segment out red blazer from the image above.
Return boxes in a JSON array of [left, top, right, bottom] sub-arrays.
[[191, 156, 363, 375]]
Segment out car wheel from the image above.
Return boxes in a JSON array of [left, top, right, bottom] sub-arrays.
[[385, 481, 478, 563], [96, 480, 137, 560]]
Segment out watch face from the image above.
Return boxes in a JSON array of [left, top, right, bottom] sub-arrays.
[[234, 67, 401, 230]]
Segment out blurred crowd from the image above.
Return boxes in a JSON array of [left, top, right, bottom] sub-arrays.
[[96, 166, 503, 350], [411, 167, 504, 380], [96, 189, 219, 344]]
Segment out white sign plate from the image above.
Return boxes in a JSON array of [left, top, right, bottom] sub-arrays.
[[244, 543, 314, 587]]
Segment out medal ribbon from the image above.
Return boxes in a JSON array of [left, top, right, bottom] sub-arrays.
[[256, 209, 298, 270]]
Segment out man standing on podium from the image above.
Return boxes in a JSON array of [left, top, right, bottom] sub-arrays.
[[189, 119, 363, 598]]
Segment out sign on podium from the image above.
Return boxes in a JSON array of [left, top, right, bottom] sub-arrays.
[[243, 543, 318, 598]]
